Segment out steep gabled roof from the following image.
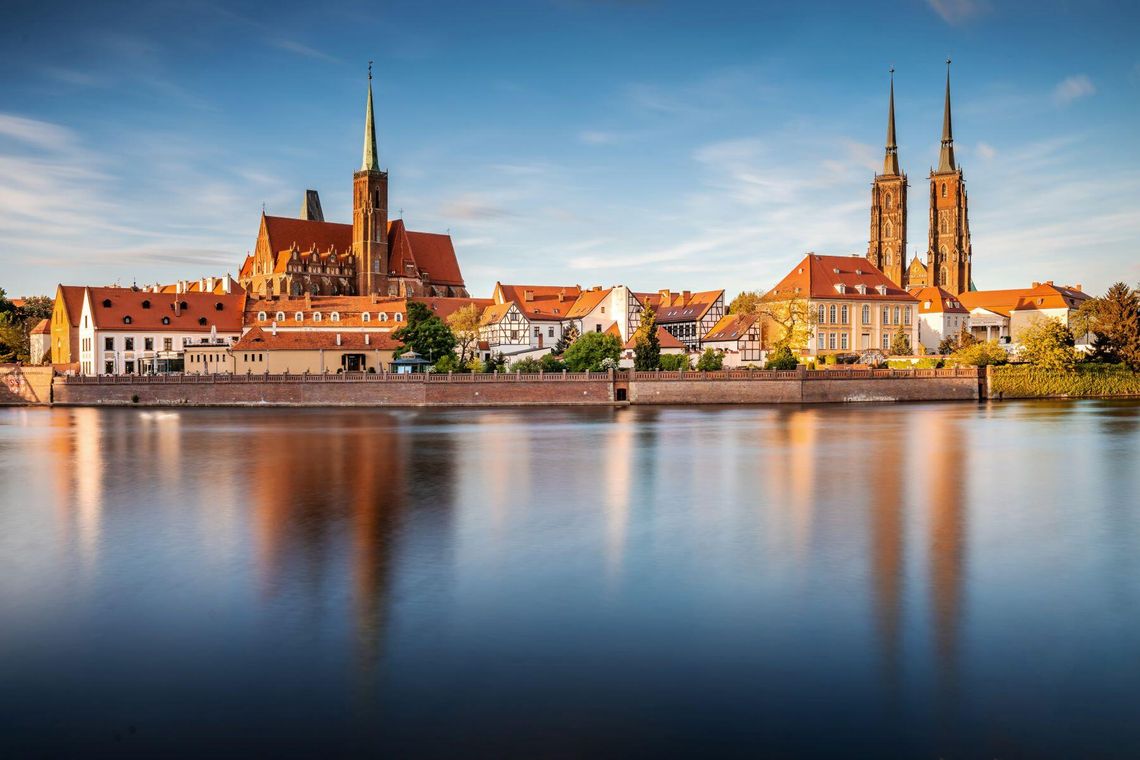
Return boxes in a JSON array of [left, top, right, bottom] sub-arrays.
[[624, 326, 684, 350], [909, 286, 968, 314], [87, 288, 246, 332], [31, 318, 50, 335], [958, 282, 1090, 317], [416, 296, 492, 321], [233, 326, 401, 352], [703, 313, 759, 343], [765, 254, 917, 302], [55, 285, 88, 327], [566, 288, 613, 319], [262, 215, 353, 255], [495, 283, 583, 321], [479, 302, 518, 326], [636, 289, 724, 324]]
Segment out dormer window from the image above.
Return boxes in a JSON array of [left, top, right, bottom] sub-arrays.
[[215, 302, 224, 311], [379, 312, 388, 322], [276, 311, 285, 321], [123, 316, 132, 324], [198, 317, 207, 326], [834, 284, 845, 294], [162, 317, 171, 325], [295, 312, 303, 322], [330, 312, 340, 322], [257, 311, 267, 321], [876, 285, 887, 295], [102, 299, 112, 308], [312, 312, 322, 322], [141, 300, 151, 309], [856, 284, 867, 295], [394, 313, 403, 323], [362, 313, 371, 323], [180, 301, 188, 310]]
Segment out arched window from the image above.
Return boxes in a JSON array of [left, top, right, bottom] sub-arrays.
[[941, 183, 947, 198], [818, 305, 826, 324], [123, 316, 132, 324], [829, 305, 837, 324], [882, 307, 890, 324], [330, 312, 340, 322], [885, 193, 893, 210], [841, 305, 849, 324], [940, 216, 949, 234], [885, 253, 892, 266], [394, 313, 403, 323], [862, 305, 870, 324], [940, 266, 948, 285], [904, 306, 912, 324], [885, 222, 892, 238], [294, 312, 303, 322], [893, 306, 900, 324], [361, 313, 371, 323], [257, 311, 267, 321], [312, 312, 322, 322], [275, 311, 285, 321]]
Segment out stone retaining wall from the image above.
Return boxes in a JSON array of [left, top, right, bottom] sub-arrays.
[[0, 365, 54, 405]]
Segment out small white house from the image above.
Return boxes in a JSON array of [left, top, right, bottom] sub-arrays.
[[909, 286, 970, 353]]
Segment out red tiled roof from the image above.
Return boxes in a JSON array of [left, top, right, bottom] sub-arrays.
[[232, 326, 402, 352], [623, 326, 684, 350], [262, 215, 352, 256], [30, 318, 50, 335], [495, 282, 583, 321], [908, 286, 968, 314], [479, 302, 517, 326], [566, 288, 612, 318], [765, 254, 917, 302], [645, 289, 724, 324], [55, 285, 88, 326], [415, 296, 493, 322], [958, 282, 1090, 317], [88, 288, 246, 332], [245, 295, 407, 328], [702, 313, 758, 343], [406, 230, 465, 286]]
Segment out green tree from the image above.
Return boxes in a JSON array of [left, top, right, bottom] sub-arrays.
[[889, 325, 912, 356], [552, 325, 578, 355], [431, 354, 462, 373], [727, 289, 765, 315], [1017, 317, 1078, 371], [16, 295, 52, 323], [758, 294, 816, 351], [633, 306, 660, 371], [484, 352, 507, 373], [394, 301, 457, 362], [765, 344, 799, 370], [510, 357, 543, 373], [938, 323, 978, 355], [0, 312, 29, 362], [695, 347, 724, 371], [658, 353, 690, 371], [539, 353, 567, 372], [951, 339, 1008, 367], [562, 331, 622, 371], [1080, 283, 1140, 368]]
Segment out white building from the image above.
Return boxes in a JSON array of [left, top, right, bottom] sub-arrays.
[[76, 287, 245, 375], [700, 314, 764, 367], [910, 286, 970, 354], [959, 281, 1091, 347], [564, 286, 644, 345]]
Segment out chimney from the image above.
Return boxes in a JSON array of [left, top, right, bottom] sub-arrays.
[[336, 333, 342, 346], [1031, 282, 1040, 288], [682, 290, 691, 302], [222, 275, 232, 294], [371, 293, 379, 304], [304, 293, 311, 308], [1073, 283, 1082, 292], [271, 321, 277, 336], [1045, 280, 1054, 286], [524, 289, 534, 302], [558, 289, 566, 303], [659, 289, 671, 304], [176, 281, 184, 294], [173, 300, 181, 317], [364, 334, 370, 346]]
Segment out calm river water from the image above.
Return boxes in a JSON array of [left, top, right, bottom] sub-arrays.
[[2, 401, 1139, 757]]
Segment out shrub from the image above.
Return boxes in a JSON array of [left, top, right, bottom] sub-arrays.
[[764, 345, 798, 370], [1016, 318, 1078, 372], [539, 353, 567, 372], [510, 357, 543, 373], [432, 354, 462, 373], [951, 340, 1008, 367], [562, 331, 622, 372], [658, 353, 690, 371], [889, 325, 912, 356], [465, 357, 485, 374], [695, 348, 724, 371]]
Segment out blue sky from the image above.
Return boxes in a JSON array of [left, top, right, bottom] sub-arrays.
[[2, 0, 1138, 299]]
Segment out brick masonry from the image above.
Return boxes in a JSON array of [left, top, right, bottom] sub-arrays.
[[0, 366, 54, 405], [51, 369, 983, 407]]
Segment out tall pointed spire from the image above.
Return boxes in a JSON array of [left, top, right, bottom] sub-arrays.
[[883, 67, 900, 175], [937, 58, 955, 173], [361, 61, 379, 172]]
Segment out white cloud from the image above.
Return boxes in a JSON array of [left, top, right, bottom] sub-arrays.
[[579, 130, 622, 145], [1053, 75, 1095, 106], [926, 0, 989, 25], [976, 142, 997, 160]]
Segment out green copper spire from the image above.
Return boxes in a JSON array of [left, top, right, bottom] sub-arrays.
[[937, 58, 956, 173], [361, 62, 379, 172], [883, 67, 900, 175]]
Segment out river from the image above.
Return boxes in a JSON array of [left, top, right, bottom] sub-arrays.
[[2, 401, 1138, 757]]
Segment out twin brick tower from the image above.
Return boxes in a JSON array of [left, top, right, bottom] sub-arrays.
[[866, 61, 973, 296]]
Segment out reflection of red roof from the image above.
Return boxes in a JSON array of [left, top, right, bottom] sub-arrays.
[[703, 313, 758, 343], [908, 286, 968, 314], [495, 282, 583, 321], [765, 254, 917, 302], [88, 288, 246, 332], [232, 326, 402, 351], [623, 326, 684, 350]]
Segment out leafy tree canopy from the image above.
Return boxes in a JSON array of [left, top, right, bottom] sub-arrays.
[[562, 331, 622, 372], [765, 345, 798, 370], [394, 301, 457, 361], [889, 325, 912, 356], [633, 306, 660, 371], [695, 347, 724, 371], [951, 340, 1008, 367], [727, 290, 766, 315], [1017, 317, 1078, 372]]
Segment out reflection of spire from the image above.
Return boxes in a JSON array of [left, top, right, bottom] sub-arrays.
[[869, 418, 906, 688], [937, 59, 956, 173]]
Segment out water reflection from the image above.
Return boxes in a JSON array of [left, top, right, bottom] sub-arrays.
[[1, 402, 1139, 757]]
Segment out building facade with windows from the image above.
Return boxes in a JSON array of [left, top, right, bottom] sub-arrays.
[[701, 314, 764, 367], [910, 286, 970, 353], [75, 288, 245, 375], [490, 283, 583, 354], [764, 254, 919, 357], [564, 286, 644, 345], [637, 289, 726, 352], [230, 327, 401, 374]]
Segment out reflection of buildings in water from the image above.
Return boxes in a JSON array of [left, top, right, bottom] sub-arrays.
[[70, 408, 104, 569], [602, 410, 635, 583], [867, 414, 907, 688], [763, 408, 821, 556], [924, 410, 967, 678]]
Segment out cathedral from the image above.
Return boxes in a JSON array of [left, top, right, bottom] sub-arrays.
[[239, 71, 469, 299], [866, 61, 973, 296]]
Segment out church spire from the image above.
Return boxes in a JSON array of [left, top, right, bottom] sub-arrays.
[[937, 58, 955, 173], [883, 67, 900, 176], [361, 61, 379, 172]]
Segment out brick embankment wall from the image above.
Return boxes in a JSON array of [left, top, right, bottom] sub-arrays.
[[799, 376, 980, 403], [53, 375, 614, 407], [0, 365, 54, 405]]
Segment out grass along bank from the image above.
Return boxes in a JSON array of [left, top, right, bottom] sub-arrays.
[[991, 364, 1140, 398]]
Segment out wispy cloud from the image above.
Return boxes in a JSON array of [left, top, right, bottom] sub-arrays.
[[975, 142, 997, 160], [926, 0, 990, 25], [270, 38, 341, 64], [1052, 74, 1096, 106]]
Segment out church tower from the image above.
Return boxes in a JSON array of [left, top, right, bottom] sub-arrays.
[[867, 69, 908, 288], [926, 60, 972, 295], [354, 65, 389, 296]]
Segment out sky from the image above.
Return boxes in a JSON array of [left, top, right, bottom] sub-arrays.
[[2, 0, 1138, 300]]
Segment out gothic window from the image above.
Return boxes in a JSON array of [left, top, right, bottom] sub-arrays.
[[885, 222, 892, 238], [940, 214, 949, 234], [941, 183, 947, 198], [885, 193, 893, 210], [886, 253, 892, 266], [940, 267, 948, 286]]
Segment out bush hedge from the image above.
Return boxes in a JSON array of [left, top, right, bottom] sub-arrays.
[[991, 363, 1140, 398]]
